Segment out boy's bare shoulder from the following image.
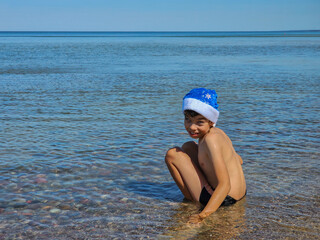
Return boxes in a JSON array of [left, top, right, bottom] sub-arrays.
[[202, 128, 225, 148]]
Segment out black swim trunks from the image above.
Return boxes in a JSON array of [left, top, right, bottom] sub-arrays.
[[199, 186, 237, 206]]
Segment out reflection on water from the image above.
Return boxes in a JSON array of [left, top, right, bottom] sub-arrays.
[[0, 34, 319, 239]]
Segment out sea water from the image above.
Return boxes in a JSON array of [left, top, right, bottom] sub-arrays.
[[0, 31, 319, 239]]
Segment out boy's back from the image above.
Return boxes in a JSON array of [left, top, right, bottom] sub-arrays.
[[198, 127, 246, 200]]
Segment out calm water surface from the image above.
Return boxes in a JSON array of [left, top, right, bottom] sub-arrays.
[[0, 33, 319, 239]]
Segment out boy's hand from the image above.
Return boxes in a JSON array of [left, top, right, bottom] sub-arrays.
[[187, 214, 203, 225]]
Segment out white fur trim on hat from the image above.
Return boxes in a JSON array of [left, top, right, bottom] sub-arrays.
[[183, 98, 219, 126]]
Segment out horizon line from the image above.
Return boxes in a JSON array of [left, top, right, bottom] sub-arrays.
[[1, 29, 320, 33]]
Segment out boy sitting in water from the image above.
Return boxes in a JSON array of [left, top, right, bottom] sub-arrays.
[[165, 88, 246, 224]]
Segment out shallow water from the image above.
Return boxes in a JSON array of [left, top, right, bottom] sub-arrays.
[[0, 33, 319, 239]]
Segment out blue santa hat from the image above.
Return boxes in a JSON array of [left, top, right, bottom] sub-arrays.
[[182, 88, 219, 126]]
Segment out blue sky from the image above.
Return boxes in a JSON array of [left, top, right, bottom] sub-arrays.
[[0, 0, 319, 31]]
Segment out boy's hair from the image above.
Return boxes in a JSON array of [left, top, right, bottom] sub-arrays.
[[184, 110, 213, 128], [184, 110, 200, 118]]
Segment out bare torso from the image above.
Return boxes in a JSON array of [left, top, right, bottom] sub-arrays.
[[198, 128, 246, 200]]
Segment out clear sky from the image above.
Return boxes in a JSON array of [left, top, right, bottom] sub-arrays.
[[0, 0, 319, 31]]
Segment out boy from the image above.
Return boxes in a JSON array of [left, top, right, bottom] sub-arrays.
[[165, 88, 246, 224]]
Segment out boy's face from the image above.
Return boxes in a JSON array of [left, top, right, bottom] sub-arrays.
[[184, 113, 213, 139]]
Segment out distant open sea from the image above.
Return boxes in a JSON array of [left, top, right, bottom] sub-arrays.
[[1, 30, 320, 38], [0, 31, 319, 239]]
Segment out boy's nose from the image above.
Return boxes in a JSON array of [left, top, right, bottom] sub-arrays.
[[189, 123, 197, 130]]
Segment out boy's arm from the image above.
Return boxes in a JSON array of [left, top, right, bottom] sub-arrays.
[[237, 153, 243, 165], [199, 137, 231, 219]]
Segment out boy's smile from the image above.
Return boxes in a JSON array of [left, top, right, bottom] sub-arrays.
[[184, 114, 213, 139]]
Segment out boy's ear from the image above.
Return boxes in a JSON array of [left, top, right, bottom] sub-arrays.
[[209, 121, 214, 128]]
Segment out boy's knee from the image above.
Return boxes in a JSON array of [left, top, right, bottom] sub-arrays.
[[165, 147, 182, 164], [182, 141, 197, 152]]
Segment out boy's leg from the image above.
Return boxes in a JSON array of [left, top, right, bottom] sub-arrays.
[[181, 141, 200, 169], [165, 141, 207, 202]]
